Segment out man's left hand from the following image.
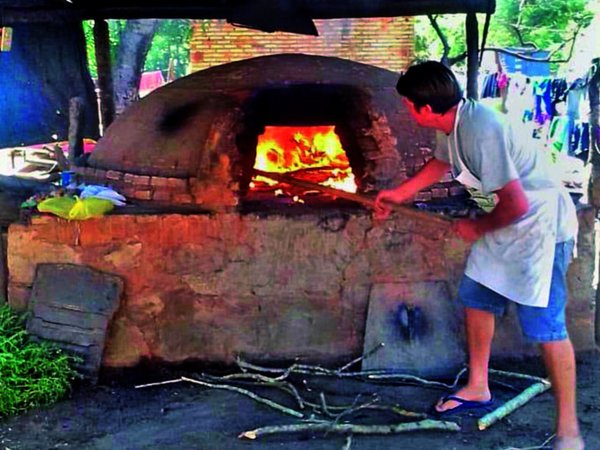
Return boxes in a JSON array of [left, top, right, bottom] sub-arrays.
[[453, 219, 483, 242]]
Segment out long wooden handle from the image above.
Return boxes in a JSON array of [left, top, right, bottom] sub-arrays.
[[252, 169, 452, 226]]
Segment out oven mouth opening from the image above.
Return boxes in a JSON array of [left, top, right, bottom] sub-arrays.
[[248, 124, 357, 206]]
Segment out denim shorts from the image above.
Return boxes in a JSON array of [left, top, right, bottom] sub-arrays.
[[458, 239, 575, 343]]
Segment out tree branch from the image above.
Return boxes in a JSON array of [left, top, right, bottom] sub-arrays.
[[427, 15, 450, 66], [509, 24, 537, 49], [239, 419, 461, 440]]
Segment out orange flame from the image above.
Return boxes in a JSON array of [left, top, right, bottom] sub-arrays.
[[252, 125, 356, 193]]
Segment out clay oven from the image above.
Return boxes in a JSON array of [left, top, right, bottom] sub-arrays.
[[77, 54, 465, 209], [11, 53, 594, 377]]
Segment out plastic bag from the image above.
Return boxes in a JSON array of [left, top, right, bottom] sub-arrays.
[[38, 196, 114, 220], [80, 185, 127, 206], [37, 196, 76, 220]]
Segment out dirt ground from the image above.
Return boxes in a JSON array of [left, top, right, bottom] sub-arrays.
[[0, 350, 598, 450]]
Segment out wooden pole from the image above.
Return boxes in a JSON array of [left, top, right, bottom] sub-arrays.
[[252, 169, 452, 227], [93, 19, 115, 131], [586, 57, 600, 346], [68, 97, 85, 163], [465, 12, 479, 100]]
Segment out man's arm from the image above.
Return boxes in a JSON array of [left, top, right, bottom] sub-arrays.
[[374, 158, 450, 218], [454, 178, 529, 241]]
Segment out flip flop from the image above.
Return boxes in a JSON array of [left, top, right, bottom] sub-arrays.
[[430, 394, 494, 417]]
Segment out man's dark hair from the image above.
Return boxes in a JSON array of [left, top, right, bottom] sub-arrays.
[[396, 61, 463, 114]]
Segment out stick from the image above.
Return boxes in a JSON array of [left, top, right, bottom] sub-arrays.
[[477, 381, 552, 430], [366, 368, 467, 390], [500, 433, 555, 450], [201, 372, 305, 409], [336, 342, 385, 373], [180, 376, 304, 418], [252, 169, 452, 227], [489, 368, 550, 384], [135, 378, 183, 389], [342, 434, 353, 450], [239, 418, 461, 440]]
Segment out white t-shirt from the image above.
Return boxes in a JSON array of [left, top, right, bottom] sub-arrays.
[[435, 99, 578, 306], [434, 99, 577, 244]]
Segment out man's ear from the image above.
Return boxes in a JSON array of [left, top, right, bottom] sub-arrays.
[[420, 104, 434, 115]]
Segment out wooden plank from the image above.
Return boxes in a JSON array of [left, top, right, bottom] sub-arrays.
[[27, 317, 104, 346], [30, 303, 108, 330], [26, 264, 123, 382], [29, 264, 123, 315]]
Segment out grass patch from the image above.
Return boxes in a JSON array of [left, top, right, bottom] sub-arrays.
[[0, 305, 79, 417]]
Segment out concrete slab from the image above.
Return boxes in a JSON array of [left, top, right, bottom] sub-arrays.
[[362, 281, 466, 377]]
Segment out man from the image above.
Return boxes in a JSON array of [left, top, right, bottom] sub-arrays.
[[374, 61, 582, 450]]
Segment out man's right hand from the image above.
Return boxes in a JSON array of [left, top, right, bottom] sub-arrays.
[[373, 158, 451, 220], [374, 187, 413, 219]]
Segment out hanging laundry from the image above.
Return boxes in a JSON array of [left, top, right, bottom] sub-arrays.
[[533, 78, 553, 125], [481, 73, 499, 98]]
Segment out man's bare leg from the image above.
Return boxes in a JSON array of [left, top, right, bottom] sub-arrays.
[[540, 339, 583, 449], [436, 307, 494, 411]]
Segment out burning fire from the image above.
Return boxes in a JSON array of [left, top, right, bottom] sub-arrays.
[[252, 125, 356, 193]]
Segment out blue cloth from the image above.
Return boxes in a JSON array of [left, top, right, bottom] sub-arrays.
[[481, 73, 499, 98], [533, 78, 552, 125], [0, 24, 98, 147], [457, 240, 574, 342]]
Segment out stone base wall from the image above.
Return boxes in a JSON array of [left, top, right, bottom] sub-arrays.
[[6, 209, 596, 369]]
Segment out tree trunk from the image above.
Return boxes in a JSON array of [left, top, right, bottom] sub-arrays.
[[68, 97, 85, 163], [465, 13, 479, 100], [113, 19, 160, 115], [94, 19, 115, 132]]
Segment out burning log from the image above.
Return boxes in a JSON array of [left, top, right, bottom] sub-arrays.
[[252, 168, 452, 228]]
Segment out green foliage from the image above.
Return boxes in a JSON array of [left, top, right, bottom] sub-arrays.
[[0, 305, 79, 417], [415, 14, 466, 63], [82, 21, 97, 78], [83, 19, 192, 80], [144, 19, 192, 79], [415, 0, 594, 68]]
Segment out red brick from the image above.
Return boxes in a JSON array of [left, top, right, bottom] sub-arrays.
[[172, 193, 194, 204], [431, 188, 448, 198], [133, 189, 153, 200], [190, 18, 414, 73], [414, 192, 432, 202], [153, 190, 172, 202], [150, 176, 169, 187], [133, 175, 151, 187], [123, 173, 136, 184], [166, 177, 189, 191], [106, 170, 123, 181]]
